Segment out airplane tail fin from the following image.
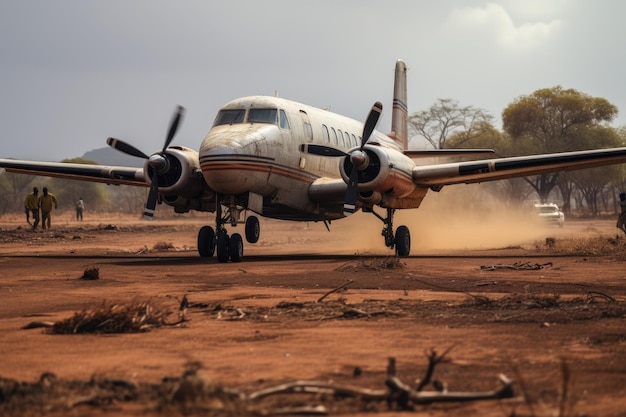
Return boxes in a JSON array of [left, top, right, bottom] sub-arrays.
[[390, 59, 408, 150]]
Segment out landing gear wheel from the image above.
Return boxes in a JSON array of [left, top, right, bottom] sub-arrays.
[[245, 216, 260, 243], [197, 226, 215, 257], [216, 233, 230, 263], [395, 225, 411, 257], [229, 233, 244, 262]]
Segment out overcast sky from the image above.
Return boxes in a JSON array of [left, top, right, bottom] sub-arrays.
[[2, 0, 626, 162]]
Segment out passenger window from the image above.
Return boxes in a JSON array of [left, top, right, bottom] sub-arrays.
[[248, 109, 278, 125], [279, 110, 290, 129], [344, 131, 351, 147], [213, 109, 245, 126], [322, 125, 330, 142], [351, 134, 357, 147], [330, 128, 338, 145], [337, 129, 345, 147]]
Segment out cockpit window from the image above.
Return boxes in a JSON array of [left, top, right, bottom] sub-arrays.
[[214, 109, 245, 126], [248, 108, 278, 125]]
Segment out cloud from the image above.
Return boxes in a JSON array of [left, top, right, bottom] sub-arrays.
[[446, 3, 562, 51]]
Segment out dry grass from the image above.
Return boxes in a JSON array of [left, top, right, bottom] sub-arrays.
[[152, 241, 175, 251], [534, 234, 626, 259], [336, 257, 406, 272], [48, 299, 175, 334]]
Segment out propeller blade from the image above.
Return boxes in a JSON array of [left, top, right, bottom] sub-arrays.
[[163, 105, 185, 152], [107, 137, 150, 159], [343, 166, 359, 217], [300, 144, 347, 157], [144, 170, 159, 220], [341, 102, 383, 216], [360, 101, 383, 149]]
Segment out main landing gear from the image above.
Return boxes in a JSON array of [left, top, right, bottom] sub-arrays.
[[197, 197, 260, 263], [368, 207, 411, 257]]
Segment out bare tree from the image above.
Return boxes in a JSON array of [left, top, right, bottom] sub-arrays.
[[408, 98, 494, 149]]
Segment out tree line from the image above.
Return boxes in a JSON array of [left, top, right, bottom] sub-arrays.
[[409, 86, 626, 216]]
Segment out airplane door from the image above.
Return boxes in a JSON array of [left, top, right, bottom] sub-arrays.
[[299, 110, 313, 141]]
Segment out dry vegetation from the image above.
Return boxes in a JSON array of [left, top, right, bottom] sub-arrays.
[[47, 300, 184, 335]]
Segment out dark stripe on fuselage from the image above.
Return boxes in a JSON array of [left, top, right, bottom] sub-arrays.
[[200, 154, 319, 183]]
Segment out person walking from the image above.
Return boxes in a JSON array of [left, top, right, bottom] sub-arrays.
[[39, 187, 58, 230], [24, 187, 40, 230], [76, 197, 84, 221], [617, 192, 626, 235]]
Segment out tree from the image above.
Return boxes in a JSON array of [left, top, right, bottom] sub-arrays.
[[0, 170, 36, 214], [447, 124, 533, 205], [502, 86, 619, 204], [46, 158, 110, 214], [409, 98, 494, 149]]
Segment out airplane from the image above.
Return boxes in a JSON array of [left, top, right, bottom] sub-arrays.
[[2, 59, 626, 262]]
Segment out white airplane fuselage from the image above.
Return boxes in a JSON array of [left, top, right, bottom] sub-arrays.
[[199, 95, 421, 221]]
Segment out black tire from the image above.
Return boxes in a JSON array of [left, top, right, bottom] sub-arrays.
[[229, 233, 244, 262], [217, 233, 230, 263], [197, 226, 215, 257], [245, 216, 260, 243], [395, 225, 411, 257]]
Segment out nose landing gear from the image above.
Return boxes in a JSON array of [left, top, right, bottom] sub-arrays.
[[197, 195, 260, 262]]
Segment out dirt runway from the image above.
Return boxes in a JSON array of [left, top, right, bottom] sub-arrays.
[[0, 213, 625, 416]]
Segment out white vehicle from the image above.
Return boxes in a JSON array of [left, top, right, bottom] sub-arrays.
[[534, 203, 565, 227]]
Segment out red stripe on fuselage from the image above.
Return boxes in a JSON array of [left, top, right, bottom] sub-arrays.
[[200, 160, 317, 183]]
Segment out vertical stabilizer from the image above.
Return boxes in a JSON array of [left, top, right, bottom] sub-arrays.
[[390, 59, 408, 150]]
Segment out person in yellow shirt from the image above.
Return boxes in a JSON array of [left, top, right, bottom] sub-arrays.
[[24, 187, 40, 230], [39, 187, 58, 230]]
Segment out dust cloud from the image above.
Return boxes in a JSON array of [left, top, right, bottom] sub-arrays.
[[330, 184, 549, 254]]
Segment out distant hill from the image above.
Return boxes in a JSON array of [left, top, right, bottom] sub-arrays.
[[82, 147, 144, 167]]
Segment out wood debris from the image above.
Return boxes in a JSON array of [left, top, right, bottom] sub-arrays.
[[480, 261, 553, 271]]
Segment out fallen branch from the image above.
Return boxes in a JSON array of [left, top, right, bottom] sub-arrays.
[[480, 262, 553, 271], [248, 356, 515, 411], [415, 345, 456, 392], [317, 280, 354, 303]]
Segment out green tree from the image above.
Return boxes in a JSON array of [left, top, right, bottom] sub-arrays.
[[447, 125, 533, 205], [502, 86, 619, 204], [409, 98, 494, 149]]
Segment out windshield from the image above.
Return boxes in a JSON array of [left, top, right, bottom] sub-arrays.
[[248, 109, 277, 125], [213, 109, 245, 126], [538, 206, 558, 214]]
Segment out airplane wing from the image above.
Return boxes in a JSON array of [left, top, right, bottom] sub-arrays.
[[0, 159, 146, 186], [412, 147, 626, 187], [404, 149, 495, 158]]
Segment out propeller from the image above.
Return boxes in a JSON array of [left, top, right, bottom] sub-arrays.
[[302, 102, 382, 216], [343, 101, 382, 216], [106, 105, 185, 219]]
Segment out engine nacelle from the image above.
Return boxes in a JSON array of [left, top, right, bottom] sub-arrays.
[[339, 146, 415, 198], [145, 146, 206, 200]]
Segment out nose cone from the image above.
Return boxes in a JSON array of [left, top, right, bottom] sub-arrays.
[[199, 124, 278, 194]]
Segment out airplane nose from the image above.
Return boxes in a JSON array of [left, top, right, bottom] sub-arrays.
[[199, 125, 278, 194]]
